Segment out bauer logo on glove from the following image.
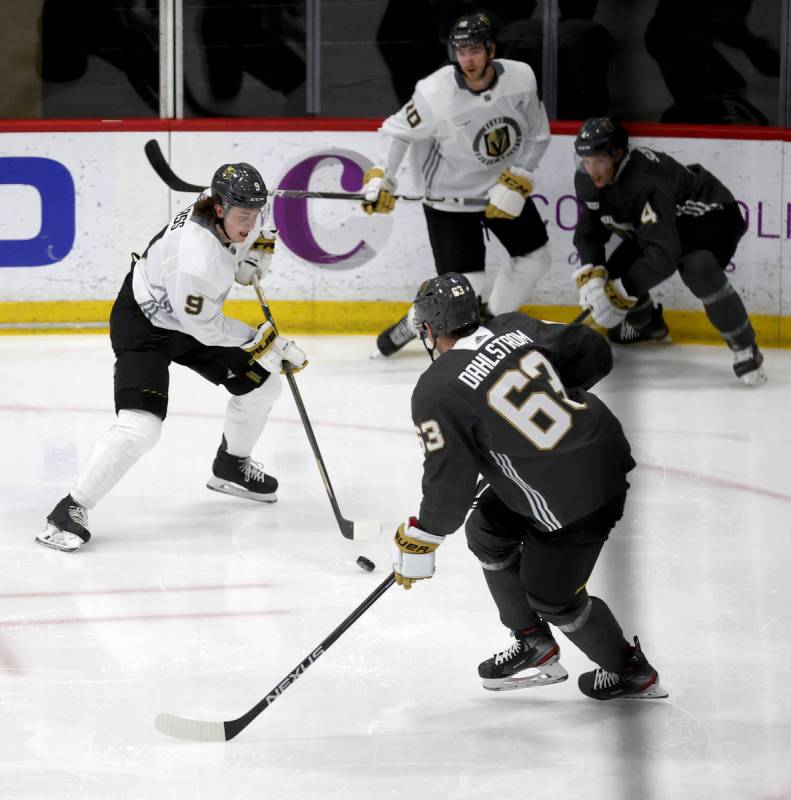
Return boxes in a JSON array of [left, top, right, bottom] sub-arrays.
[[391, 517, 444, 590]]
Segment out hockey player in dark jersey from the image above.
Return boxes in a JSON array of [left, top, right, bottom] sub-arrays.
[[572, 117, 766, 386], [391, 272, 667, 701]]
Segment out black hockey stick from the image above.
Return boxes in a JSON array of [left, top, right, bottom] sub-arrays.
[[143, 139, 487, 206], [251, 275, 381, 541], [571, 307, 592, 325], [155, 572, 396, 742]]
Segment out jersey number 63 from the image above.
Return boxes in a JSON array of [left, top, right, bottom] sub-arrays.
[[487, 351, 586, 450]]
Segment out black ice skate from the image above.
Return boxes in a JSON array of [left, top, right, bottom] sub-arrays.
[[478, 623, 569, 691], [732, 344, 767, 387], [608, 303, 670, 345], [372, 312, 417, 358], [578, 636, 668, 700], [36, 494, 91, 552], [207, 437, 278, 502]]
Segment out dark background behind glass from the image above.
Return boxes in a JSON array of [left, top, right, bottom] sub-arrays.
[[0, 0, 783, 125]]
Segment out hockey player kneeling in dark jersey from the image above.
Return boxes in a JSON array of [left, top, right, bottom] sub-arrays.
[[37, 163, 307, 552], [391, 272, 667, 701], [572, 117, 766, 387]]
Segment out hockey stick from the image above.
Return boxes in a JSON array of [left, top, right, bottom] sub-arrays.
[[251, 275, 381, 541], [571, 307, 592, 325], [155, 571, 396, 742], [143, 139, 487, 206]]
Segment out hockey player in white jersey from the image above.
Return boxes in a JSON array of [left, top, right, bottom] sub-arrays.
[[37, 163, 307, 552], [365, 11, 552, 357]]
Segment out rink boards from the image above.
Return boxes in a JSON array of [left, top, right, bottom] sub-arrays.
[[0, 120, 789, 345]]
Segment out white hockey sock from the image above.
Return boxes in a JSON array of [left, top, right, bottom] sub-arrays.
[[223, 373, 282, 457], [460, 270, 492, 302], [71, 409, 162, 509], [487, 244, 551, 315]]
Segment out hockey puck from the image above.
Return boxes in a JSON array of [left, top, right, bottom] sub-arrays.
[[356, 556, 376, 572]]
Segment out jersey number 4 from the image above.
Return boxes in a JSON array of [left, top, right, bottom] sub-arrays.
[[487, 351, 586, 450]]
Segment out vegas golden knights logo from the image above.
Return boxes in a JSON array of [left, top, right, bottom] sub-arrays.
[[485, 126, 511, 157]]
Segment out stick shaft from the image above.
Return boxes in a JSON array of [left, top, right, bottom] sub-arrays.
[[143, 139, 485, 205], [571, 307, 592, 325], [224, 572, 396, 739], [251, 276, 355, 539]]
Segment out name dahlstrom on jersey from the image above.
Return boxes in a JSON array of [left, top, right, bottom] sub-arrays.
[[457, 329, 534, 389]]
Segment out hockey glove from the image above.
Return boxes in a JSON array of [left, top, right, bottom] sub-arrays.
[[392, 517, 444, 590], [235, 228, 277, 286], [259, 336, 308, 375], [241, 321, 277, 360], [361, 167, 396, 215], [572, 264, 635, 329], [485, 167, 534, 220]]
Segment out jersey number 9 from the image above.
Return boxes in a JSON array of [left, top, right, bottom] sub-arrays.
[[184, 295, 204, 315]]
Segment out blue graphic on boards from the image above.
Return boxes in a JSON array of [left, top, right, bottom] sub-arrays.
[[0, 157, 75, 267]]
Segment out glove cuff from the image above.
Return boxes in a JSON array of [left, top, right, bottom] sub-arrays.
[[400, 517, 445, 547], [572, 264, 608, 291]]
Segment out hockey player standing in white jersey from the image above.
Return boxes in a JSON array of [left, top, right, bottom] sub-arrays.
[[365, 11, 553, 357], [37, 163, 307, 552]]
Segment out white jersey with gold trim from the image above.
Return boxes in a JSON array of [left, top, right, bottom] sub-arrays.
[[132, 205, 255, 347], [381, 60, 550, 213]]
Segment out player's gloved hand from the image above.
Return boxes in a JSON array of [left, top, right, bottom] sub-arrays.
[[392, 517, 444, 590], [572, 264, 635, 328], [259, 336, 308, 375], [485, 166, 534, 220], [235, 228, 277, 285], [241, 321, 277, 360], [361, 167, 396, 215]]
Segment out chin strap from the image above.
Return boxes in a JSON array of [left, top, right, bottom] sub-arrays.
[[418, 325, 437, 362]]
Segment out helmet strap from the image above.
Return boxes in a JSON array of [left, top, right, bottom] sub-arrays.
[[419, 324, 437, 362]]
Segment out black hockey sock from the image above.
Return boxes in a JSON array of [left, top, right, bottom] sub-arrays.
[[624, 294, 653, 329], [701, 283, 756, 350], [561, 596, 632, 673], [482, 563, 542, 632]]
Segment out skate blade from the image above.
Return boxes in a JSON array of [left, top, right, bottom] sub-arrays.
[[482, 657, 569, 691], [741, 367, 767, 387], [35, 525, 83, 552], [626, 681, 669, 700], [206, 478, 277, 503]]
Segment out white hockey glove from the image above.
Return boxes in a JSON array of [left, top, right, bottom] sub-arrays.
[[361, 166, 396, 215], [235, 228, 277, 286], [241, 321, 277, 360], [258, 336, 308, 375], [392, 517, 444, 590], [485, 166, 534, 220], [572, 264, 636, 329]]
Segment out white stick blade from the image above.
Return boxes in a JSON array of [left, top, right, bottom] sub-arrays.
[[155, 712, 226, 742], [353, 520, 382, 540]]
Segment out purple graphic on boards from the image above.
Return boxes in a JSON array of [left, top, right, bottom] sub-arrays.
[[273, 152, 382, 266]]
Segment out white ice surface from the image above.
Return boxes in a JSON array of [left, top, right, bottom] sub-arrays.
[[0, 333, 790, 800]]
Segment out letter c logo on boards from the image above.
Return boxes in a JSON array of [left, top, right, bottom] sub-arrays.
[[273, 149, 393, 268], [0, 157, 75, 267]]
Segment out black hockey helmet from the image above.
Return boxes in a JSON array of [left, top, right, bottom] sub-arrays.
[[211, 163, 268, 209], [574, 118, 629, 157], [414, 272, 480, 340], [447, 11, 496, 63]]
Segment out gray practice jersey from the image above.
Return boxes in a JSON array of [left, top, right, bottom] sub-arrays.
[[412, 313, 635, 537], [132, 204, 256, 347], [381, 60, 550, 212]]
